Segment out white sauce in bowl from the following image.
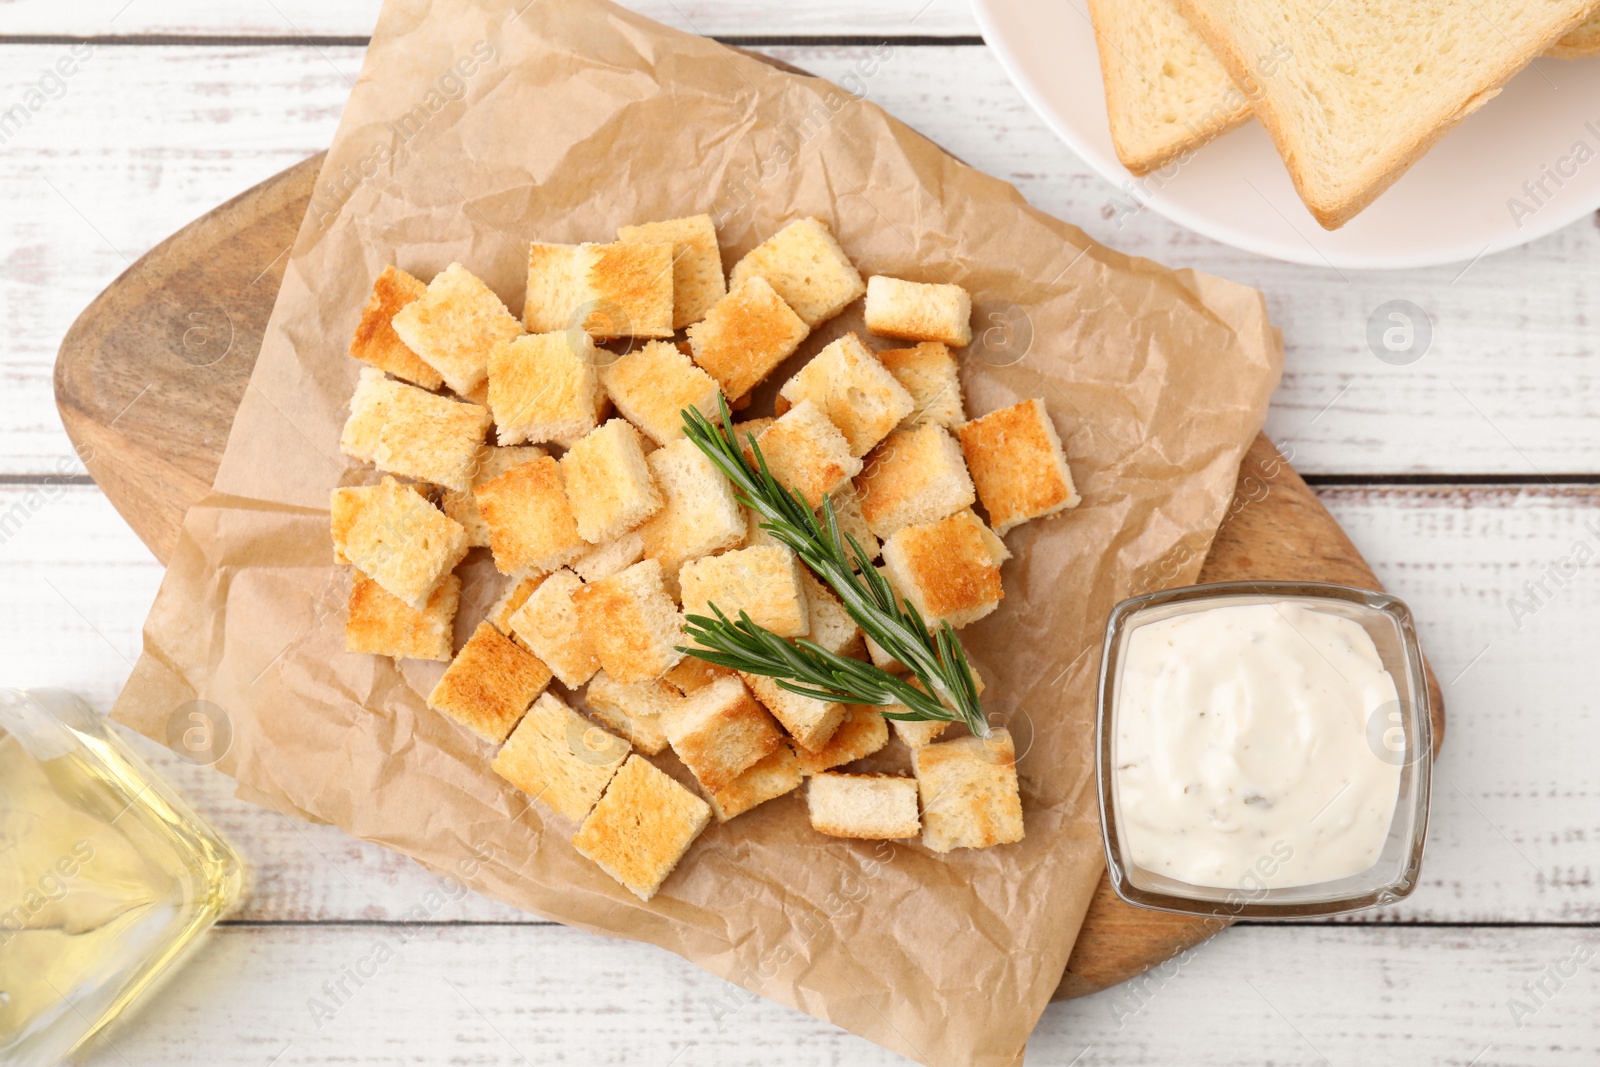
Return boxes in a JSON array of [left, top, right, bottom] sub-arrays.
[[1113, 602, 1402, 889]]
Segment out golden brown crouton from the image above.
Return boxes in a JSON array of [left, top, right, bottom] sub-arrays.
[[583, 671, 674, 756], [525, 241, 675, 339], [807, 773, 920, 839], [958, 398, 1080, 536], [474, 456, 587, 576], [855, 422, 975, 539], [486, 575, 541, 638], [877, 341, 965, 430], [571, 754, 711, 901], [570, 530, 645, 583], [597, 340, 724, 447], [560, 419, 664, 544], [728, 217, 865, 327], [441, 445, 547, 547], [428, 621, 553, 743], [340, 368, 493, 492], [706, 745, 803, 822], [795, 570, 863, 658], [663, 657, 736, 695], [752, 399, 861, 510], [794, 705, 889, 775], [731, 418, 777, 468], [617, 215, 726, 329], [679, 545, 809, 639], [636, 439, 746, 587], [390, 262, 523, 395], [663, 674, 785, 791], [345, 570, 460, 662], [776, 333, 913, 457], [348, 265, 441, 389], [686, 275, 809, 400], [741, 671, 844, 752], [571, 559, 684, 684], [330, 476, 469, 610], [881, 509, 1009, 628], [507, 569, 600, 688], [863, 275, 972, 347], [912, 728, 1024, 852], [493, 692, 630, 822], [487, 332, 606, 447]]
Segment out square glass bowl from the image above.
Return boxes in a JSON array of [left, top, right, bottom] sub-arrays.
[[1095, 581, 1432, 919]]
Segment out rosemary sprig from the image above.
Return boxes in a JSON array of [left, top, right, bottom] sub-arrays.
[[676, 398, 989, 737]]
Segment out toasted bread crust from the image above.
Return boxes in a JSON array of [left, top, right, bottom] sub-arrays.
[[793, 705, 889, 776], [488, 333, 605, 447], [493, 692, 630, 822], [571, 559, 685, 684], [707, 746, 803, 822], [390, 262, 522, 395], [863, 276, 972, 347], [728, 217, 865, 327], [881, 509, 1007, 628], [349, 266, 441, 388], [912, 729, 1024, 852], [807, 773, 920, 839], [571, 754, 711, 901], [474, 457, 587, 576], [686, 275, 810, 400], [429, 622, 554, 743], [617, 214, 727, 328], [856, 422, 975, 539], [664, 675, 784, 791], [598, 340, 723, 447], [346, 570, 460, 661], [330, 476, 469, 610], [777, 333, 914, 457], [958, 398, 1079, 536], [507, 569, 601, 688], [583, 671, 674, 756]]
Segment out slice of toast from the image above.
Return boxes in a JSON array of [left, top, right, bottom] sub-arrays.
[[1178, 0, 1600, 228], [1087, 0, 1251, 176]]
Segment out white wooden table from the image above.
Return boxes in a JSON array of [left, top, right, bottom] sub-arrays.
[[5, 2, 1599, 1063]]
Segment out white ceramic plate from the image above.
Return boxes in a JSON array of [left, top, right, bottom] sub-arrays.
[[971, 0, 1600, 270]]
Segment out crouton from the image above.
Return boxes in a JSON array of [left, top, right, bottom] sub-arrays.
[[474, 456, 586, 576], [571, 529, 645, 583], [776, 333, 913, 457], [662, 674, 784, 791], [881, 509, 1009, 628], [330, 476, 469, 610], [864, 635, 906, 675], [349, 265, 441, 389], [340, 368, 492, 492], [728, 217, 865, 327], [686, 275, 809, 400], [583, 671, 673, 755], [441, 445, 546, 547], [507, 569, 600, 688], [636, 439, 746, 586], [597, 340, 723, 447], [796, 570, 862, 658], [617, 215, 726, 328], [887, 669, 984, 749], [524, 241, 674, 339], [958, 398, 1080, 535], [560, 419, 664, 544], [807, 773, 920, 839], [572, 754, 711, 901], [571, 559, 684, 683], [828, 481, 881, 564], [863, 275, 972, 347], [741, 505, 783, 551], [493, 692, 630, 822], [707, 746, 802, 822], [487, 575, 541, 638], [751, 399, 861, 509], [732, 418, 776, 467], [663, 657, 735, 695], [856, 422, 975, 539], [346, 570, 460, 662], [679, 545, 809, 638], [390, 262, 523, 395], [428, 621, 553, 743], [487, 332, 605, 447], [912, 728, 1024, 852], [794, 705, 889, 776], [742, 671, 844, 752], [877, 342, 965, 430]]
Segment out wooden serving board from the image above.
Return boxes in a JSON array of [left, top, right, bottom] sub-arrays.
[[55, 152, 1445, 1003]]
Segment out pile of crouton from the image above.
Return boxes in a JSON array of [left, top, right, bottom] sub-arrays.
[[330, 214, 1081, 901]]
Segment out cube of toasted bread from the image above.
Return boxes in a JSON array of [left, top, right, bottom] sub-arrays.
[[662, 674, 784, 792], [346, 570, 460, 661], [637, 438, 746, 586], [663, 657, 735, 695], [877, 342, 965, 430], [795, 705, 889, 776], [348, 265, 441, 389], [525, 241, 674, 339], [856, 422, 975, 539], [340, 368, 492, 492], [958, 398, 1080, 536], [571, 529, 645, 583], [560, 419, 664, 544], [728, 217, 865, 328], [493, 692, 630, 821], [487, 332, 605, 447], [741, 671, 844, 752], [428, 622, 553, 743], [707, 745, 802, 822], [441, 445, 546, 547], [686, 275, 810, 400], [487, 575, 541, 638], [474, 456, 586, 576], [886, 668, 984, 749], [731, 418, 776, 468], [776, 333, 913, 457], [796, 570, 862, 658], [617, 215, 726, 329], [912, 728, 1024, 852], [751, 400, 862, 510], [583, 671, 673, 755], [597, 340, 724, 447], [390, 263, 523, 395], [863, 275, 972, 347], [571, 559, 684, 683], [881, 509, 1009, 628], [679, 545, 809, 639], [572, 754, 710, 901], [820, 481, 880, 566], [330, 476, 469, 609], [808, 773, 920, 839], [507, 569, 600, 688]]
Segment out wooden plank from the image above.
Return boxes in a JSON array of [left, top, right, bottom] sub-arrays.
[[75, 923, 1600, 1066]]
